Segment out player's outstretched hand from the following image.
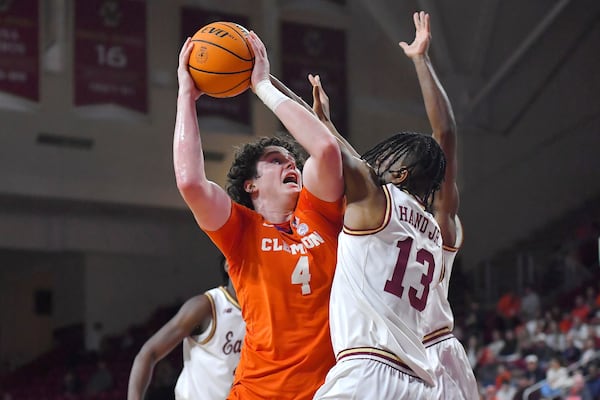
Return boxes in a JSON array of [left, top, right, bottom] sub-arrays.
[[178, 38, 202, 100], [248, 31, 270, 89], [308, 74, 332, 123], [399, 11, 431, 59]]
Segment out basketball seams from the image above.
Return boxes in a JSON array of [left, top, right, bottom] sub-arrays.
[[188, 65, 253, 75], [190, 39, 253, 62], [215, 22, 255, 66], [196, 77, 251, 96]]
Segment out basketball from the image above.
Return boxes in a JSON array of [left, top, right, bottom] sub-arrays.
[[188, 22, 255, 98]]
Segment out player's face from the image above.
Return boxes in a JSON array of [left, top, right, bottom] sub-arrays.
[[252, 146, 302, 198]]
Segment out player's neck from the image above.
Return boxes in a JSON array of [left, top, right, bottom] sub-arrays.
[[253, 192, 297, 224], [255, 202, 294, 225], [226, 282, 237, 302]]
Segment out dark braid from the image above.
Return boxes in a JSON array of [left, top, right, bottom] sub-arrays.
[[361, 131, 446, 211], [226, 134, 306, 210]]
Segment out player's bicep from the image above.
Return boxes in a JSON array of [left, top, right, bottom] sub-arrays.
[[302, 155, 344, 203]]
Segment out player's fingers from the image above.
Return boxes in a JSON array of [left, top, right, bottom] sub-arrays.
[[413, 11, 419, 28], [248, 31, 265, 58], [179, 38, 191, 63], [424, 13, 430, 32]]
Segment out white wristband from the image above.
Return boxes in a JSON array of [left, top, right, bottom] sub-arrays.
[[255, 80, 288, 112]]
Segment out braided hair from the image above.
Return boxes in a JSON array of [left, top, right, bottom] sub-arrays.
[[226, 135, 306, 210], [361, 131, 446, 211]]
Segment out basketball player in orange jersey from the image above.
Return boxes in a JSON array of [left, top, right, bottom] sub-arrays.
[[173, 29, 344, 400], [306, 11, 477, 399]]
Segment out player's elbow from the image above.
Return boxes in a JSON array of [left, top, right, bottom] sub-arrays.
[[134, 345, 160, 366], [313, 133, 342, 164], [176, 177, 208, 200]]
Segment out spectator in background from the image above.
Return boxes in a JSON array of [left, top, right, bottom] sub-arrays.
[[464, 301, 486, 340], [532, 333, 556, 370], [566, 369, 586, 400], [487, 329, 506, 360], [466, 334, 482, 370], [573, 295, 592, 323], [584, 363, 600, 400], [513, 354, 545, 400], [540, 357, 572, 399], [86, 321, 105, 357], [85, 359, 114, 397], [521, 285, 541, 322], [580, 338, 597, 366], [545, 319, 567, 352], [62, 368, 82, 398], [497, 328, 520, 362], [584, 286, 597, 313], [569, 315, 591, 350], [495, 372, 516, 400], [494, 363, 511, 391], [496, 290, 521, 330], [561, 311, 575, 334], [563, 334, 583, 365]]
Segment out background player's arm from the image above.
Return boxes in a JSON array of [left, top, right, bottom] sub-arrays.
[[305, 74, 386, 229], [401, 11, 459, 245], [127, 295, 212, 400], [173, 38, 233, 232], [248, 32, 344, 202]]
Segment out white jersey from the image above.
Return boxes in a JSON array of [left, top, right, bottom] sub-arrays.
[[175, 286, 245, 400], [423, 216, 463, 334], [328, 184, 443, 386], [423, 217, 479, 400]]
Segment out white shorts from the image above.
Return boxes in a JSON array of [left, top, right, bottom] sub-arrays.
[[425, 332, 480, 400], [313, 349, 436, 399]]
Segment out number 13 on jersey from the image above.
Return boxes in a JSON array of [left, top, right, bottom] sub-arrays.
[[291, 256, 312, 295]]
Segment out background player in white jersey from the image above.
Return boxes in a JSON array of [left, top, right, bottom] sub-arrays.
[[400, 11, 479, 400], [127, 257, 244, 400]]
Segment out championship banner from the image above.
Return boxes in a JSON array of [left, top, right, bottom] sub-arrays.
[[281, 21, 348, 135], [181, 7, 251, 128], [0, 0, 39, 102], [74, 0, 147, 113]]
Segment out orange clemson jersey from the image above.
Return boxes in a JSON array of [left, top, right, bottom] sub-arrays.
[[206, 188, 344, 400]]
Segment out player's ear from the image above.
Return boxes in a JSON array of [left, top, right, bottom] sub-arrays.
[[244, 180, 256, 193], [389, 167, 408, 185]]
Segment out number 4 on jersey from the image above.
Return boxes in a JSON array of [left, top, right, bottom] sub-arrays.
[[291, 256, 311, 295]]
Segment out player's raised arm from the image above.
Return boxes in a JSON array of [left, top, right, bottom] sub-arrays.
[[127, 295, 211, 400], [307, 74, 381, 209], [247, 31, 344, 202], [400, 11, 459, 244], [173, 38, 232, 231]]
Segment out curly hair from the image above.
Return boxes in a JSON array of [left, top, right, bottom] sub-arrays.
[[361, 131, 446, 211], [226, 135, 306, 210]]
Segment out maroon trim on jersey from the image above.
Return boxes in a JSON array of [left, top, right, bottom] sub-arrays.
[[194, 292, 217, 346], [423, 327, 453, 347], [219, 286, 241, 310], [342, 184, 392, 236], [442, 215, 464, 252], [336, 347, 420, 380]]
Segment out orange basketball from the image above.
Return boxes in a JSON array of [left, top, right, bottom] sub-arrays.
[[188, 22, 254, 98]]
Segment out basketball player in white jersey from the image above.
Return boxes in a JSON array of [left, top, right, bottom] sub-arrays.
[[402, 11, 479, 399], [127, 257, 245, 400], [302, 12, 478, 399]]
